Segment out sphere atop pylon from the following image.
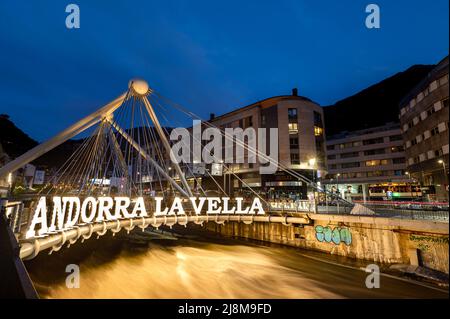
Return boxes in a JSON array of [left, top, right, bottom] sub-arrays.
[[128, 79, 150, 96]]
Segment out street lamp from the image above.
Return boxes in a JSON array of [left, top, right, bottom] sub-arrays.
[[336, 173, 341, 213], [405, 171, 416, 199], [309, 158, 316, 183], [336, 173, 341, 196], [220, 160, 226, 194], [438, 160, 448, 201], [309, 158, 317, 213]]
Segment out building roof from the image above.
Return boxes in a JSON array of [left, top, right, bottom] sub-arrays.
[[399, 56, 449, 108], [209, 93, 317, 123], [327, 122, 400, 141]]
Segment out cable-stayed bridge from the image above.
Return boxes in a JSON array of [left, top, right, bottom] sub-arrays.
[[0, 79, 372, 260]]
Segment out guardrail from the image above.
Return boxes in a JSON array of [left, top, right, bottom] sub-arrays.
[[0, 201, 38, 298], [267, 200, 355, 215], [1, 200, 25, 234], [353, 200, 449, 221]]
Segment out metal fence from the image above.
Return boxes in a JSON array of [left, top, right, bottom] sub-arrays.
[[267, 199, 449, 221], [1, 200, 25, 233], [352, 200, 449, 221]]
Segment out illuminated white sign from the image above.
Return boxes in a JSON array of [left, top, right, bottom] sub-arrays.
[[26, 196, 265, 239]]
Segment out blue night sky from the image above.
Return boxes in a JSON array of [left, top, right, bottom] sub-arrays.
[[0, 0, 448, 142]]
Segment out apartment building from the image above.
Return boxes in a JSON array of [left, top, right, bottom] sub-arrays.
[[196, 88, 327, 200], [324, 123, 414, 201], [399, 56, 449, 201]]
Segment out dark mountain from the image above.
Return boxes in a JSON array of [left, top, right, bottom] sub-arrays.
[[33, 139, 85, 169], [0, 115, 171, 171], [0, 114, 86, 169], [323, 64, 435, 137], [0, 114, 38, 158]]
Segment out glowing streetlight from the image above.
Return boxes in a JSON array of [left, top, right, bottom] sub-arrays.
[[438, 160, 448, 201], [336, 173, 341, 196], [308, 158, 317, 183], [335, 173, 341, 213], [308, 158, 318, 213], [405, 171, 411, 182]]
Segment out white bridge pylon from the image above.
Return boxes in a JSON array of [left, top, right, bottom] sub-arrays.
[[0, 79, 193, 197]]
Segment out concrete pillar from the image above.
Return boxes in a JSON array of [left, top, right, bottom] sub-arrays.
[[408, 248, 420, 266], [362, 184, 368, 204]]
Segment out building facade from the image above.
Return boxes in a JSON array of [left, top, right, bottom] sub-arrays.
[[399, 56, 449, 202], [197, 89, 327, 201], [324, 122, 414, 201]]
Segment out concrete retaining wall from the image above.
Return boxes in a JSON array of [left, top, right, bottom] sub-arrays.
[[206, 214, 449, 274]]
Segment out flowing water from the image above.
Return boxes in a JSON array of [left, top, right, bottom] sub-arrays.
[[26, 236, 448, 299]]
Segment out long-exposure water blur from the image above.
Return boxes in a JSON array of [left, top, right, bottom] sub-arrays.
[[25, 234, 448, 299]]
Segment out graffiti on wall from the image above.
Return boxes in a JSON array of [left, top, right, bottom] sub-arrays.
[[315, 225, 352, 246], [409, 234, 449, 252], [409, 234, 449, 244]]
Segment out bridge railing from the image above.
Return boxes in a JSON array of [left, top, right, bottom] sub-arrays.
[[352, 200, 449, 221], [0, 200, 27, 234]]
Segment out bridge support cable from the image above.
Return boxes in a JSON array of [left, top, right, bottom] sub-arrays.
[[0, 79, 373, 217], [151, 91, 374, 213], [106, 117, 189, 197], [39, 124, 102, 197], [0, 93, 127, 179], [141, 96, 193, 197], [146, 97, 214, 198], [149, 96, 270, 207], [152, 91, 358, 209]]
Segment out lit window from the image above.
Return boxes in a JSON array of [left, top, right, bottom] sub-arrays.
[[366, 160, 379, 167], [366, 159, 389, 167], [314, 126, 323, 136], [288, 123, 298, 134]]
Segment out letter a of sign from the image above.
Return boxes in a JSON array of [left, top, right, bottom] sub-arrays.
[[66, 4, 80, 29], [365, 4, 380, 29]]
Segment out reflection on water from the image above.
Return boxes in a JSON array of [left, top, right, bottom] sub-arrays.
[[38, 242, 340, 299]]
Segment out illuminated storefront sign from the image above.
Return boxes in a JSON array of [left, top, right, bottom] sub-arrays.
[[26, 196, 265, 239]]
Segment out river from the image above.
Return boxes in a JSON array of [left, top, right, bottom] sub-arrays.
[[25, 234, 448, 299]]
